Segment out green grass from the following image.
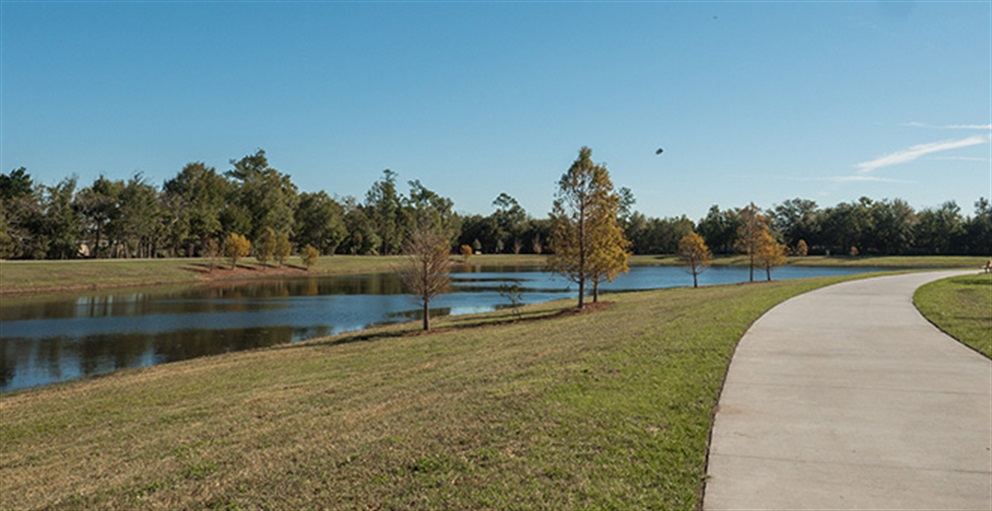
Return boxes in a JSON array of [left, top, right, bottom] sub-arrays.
[[788, 255, 988, 268], [0, 275, 876, 510], [914, 273, 992, 358], [630, 254, 988, 268]]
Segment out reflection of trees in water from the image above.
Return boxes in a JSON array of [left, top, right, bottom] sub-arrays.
[[388, 307, 452, 322], [0, 326, 308, 391], [0, 343, 16, 387], [152, 327, 296, 363]]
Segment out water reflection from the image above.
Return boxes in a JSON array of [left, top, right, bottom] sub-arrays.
[[1, 265, 888, 392]]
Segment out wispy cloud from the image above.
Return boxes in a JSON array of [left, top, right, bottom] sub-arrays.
[[826, 175, 908, 183], [785, 175, 910, 184], [904, 121, 992, 131], [932, 155, 991, 162], [855, 135, 990, 173]]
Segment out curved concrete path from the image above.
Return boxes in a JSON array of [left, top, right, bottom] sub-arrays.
[[704, 271, 991, 510]]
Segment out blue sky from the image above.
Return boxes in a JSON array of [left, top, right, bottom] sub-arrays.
[[2, 1, 990, 220]]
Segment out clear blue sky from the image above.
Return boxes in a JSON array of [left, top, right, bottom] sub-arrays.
[[2, 1, 990, 221]]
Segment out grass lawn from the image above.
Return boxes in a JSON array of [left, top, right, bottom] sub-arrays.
[[0, 274, 874, 510], [0, 254, 545, 295], [914, 272, 992, 359]]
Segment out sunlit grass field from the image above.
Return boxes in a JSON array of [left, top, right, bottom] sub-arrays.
[[914, 272, 992, 359], [0, 275, 877, 510]]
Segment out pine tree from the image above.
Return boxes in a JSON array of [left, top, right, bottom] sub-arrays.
[[274, 232, 292, 266], [547, 147, 630, 308], [256, 227, 277, 267]]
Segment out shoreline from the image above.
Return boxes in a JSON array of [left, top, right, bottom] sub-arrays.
[[1, 254, 985, 297]]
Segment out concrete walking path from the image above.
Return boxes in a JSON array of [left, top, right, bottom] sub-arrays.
[[704, 271, 992, 510]]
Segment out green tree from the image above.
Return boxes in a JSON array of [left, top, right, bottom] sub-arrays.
[[868, 198, 917, 255], [771, 198, 821, 250], [274, 231, 292, 266], [915, 201, 965, 255], [342, 198, 380, 255], [294, 191, 346, 255], [226, 150, 299, 242], [822, 198, 873, 256], [42, 177, 83, 260], [406, 179, 460, 243], [202, 237, 220, 272], [365, 169, 403, 255], [0, 209, 16, 259], [76, 176, 124, 258], [491, 192, 527, 253], [964, 198, 992, 256], [117, 174, 164, 258], [256, 227, 277, 267], [547, 147, 630, 308], [400, 220, 451, 331], [163, 162, 228, 256], [678, 231, 712, 288], [697, 205, 740, 254], [0, 168, 45, 259], [0, 167, 33, 200]]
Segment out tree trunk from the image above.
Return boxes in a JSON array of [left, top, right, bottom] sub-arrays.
[[422, 298, 430, 331], [693, 271, 698, 288], [593, 280, 599, 303], [766, 265, 772, 281], [577, 277, 585, 309]]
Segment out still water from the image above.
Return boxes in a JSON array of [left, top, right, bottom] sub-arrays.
[[1, 264, 888, 392]]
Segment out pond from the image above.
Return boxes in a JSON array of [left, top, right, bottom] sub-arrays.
[[0, 264, 890, 392]]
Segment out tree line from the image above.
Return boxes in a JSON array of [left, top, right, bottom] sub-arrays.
[[1, 149, 989, 261]]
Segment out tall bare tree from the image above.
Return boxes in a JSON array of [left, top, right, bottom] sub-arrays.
[[735, 202, 767, 282], [547, 147, 630, 308], [401, 220, 451, 331]]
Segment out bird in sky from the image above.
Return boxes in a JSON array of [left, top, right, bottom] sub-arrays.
[[655, 148, 664, 155]]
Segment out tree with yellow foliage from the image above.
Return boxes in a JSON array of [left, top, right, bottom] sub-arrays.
[[222, 232, 251, 270], [677, 231, 712, 288], [547, 147, 630, 308], [300, 244, 319, 270], [756, 230, 788, 281], [735, 202, 767, 282]]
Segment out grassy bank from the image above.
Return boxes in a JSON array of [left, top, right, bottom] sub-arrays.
[[0, 254, 546, 295], [2, 254, 982, 296], [0, 275, 870, 510], [914, 273, 992, 358], [630, 254, 988, 268]]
